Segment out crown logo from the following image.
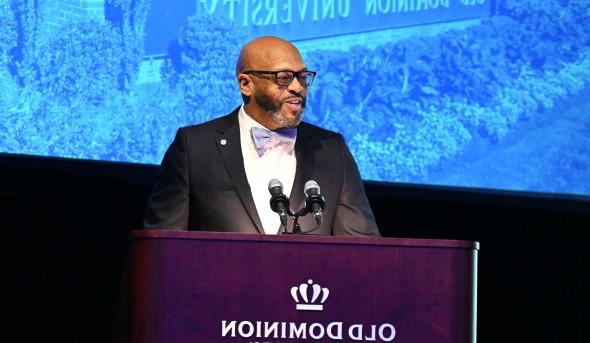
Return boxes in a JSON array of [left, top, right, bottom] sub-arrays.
[[290, 279, 330, 311]]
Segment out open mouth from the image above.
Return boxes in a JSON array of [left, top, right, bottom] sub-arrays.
[[284, 97, 304, 112], [285, 97, 303, 105]]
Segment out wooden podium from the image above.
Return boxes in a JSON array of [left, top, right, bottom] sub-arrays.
[[117, 230, 478, 342]]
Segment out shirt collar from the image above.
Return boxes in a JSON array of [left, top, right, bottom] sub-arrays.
[[238, 104, 267, 133]]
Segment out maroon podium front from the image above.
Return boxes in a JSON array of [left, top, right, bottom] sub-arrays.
[[117, 230, 478, 342]]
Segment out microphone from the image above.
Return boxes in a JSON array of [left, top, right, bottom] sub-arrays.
[[268, 179, 290, 229], [304, 180, 326, 226]]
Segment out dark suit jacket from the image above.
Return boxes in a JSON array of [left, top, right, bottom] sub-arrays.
[[143, 107, 380, 236]]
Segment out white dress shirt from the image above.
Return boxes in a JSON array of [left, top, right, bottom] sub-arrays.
[[238, 105, 297, 234]]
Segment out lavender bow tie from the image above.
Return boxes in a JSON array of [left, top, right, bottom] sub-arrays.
[[250, 127, 297, 157]]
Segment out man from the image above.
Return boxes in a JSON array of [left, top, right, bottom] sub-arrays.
[[143, 36, 379, 236]]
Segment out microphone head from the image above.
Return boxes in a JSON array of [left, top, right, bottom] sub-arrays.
[[304, 180, 320, 196], [268, 179, 283, 194], [268, 179, 290, 217]]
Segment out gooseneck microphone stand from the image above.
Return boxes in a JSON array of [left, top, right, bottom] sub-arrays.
[[268, 179, 325, 235], [283, 207, 318, 235]]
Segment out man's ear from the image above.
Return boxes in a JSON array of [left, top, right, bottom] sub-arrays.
[[238, 74, 252, 96]]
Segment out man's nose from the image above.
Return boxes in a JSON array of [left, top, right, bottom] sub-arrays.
[[288, 77, 305, 94]]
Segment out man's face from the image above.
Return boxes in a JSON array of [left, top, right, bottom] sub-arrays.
[[254, 78, 307, 128], [243, 44, 309, 129]]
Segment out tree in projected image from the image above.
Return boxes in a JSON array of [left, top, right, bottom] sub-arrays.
[[161, 14, 247, 124]]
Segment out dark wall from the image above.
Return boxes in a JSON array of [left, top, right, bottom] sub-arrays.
[[3, 153, 588, 343]]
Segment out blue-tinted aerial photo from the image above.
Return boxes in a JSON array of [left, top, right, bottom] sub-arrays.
[[1, 0, 589, 196]]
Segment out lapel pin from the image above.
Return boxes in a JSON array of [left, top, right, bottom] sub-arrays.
[[220, 139, 227, 146]]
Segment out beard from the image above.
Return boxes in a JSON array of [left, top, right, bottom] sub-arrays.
[[255, 91, 305, 128]]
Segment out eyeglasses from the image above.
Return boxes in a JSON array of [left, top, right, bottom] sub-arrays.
[[242, 70, 316, 87]]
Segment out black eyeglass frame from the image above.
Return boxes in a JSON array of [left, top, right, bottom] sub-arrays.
[[242, 70, 317, 87]]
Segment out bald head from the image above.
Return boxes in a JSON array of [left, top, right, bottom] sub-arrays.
[[236, 36, 303, 76]]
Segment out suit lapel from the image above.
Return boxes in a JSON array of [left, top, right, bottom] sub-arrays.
[[215, 109, 264, 233], [290, 122, 317, 214]]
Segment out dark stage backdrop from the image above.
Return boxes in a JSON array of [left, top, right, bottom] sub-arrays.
[[3, 153, 588, 343]]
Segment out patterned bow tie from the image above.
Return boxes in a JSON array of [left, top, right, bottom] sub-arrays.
[[250, 127, 297, 157]]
